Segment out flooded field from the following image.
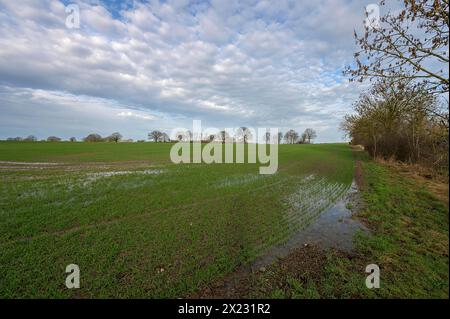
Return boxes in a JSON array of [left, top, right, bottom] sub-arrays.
[[0, 142, 355, 298]]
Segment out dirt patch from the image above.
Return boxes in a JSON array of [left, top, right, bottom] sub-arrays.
[[425, 181, 449, 206], [191, 244, 327, 298], [0, 161, 64, 166], [0, 160, 164, 172], [192, 244, 355, 298], [0, 161, 68, 171]]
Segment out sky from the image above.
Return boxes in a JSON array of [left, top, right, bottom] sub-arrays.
[[0, 0, 376, 142]]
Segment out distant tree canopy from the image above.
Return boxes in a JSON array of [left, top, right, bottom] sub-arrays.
[[300, 132, 307, 143], [282, 129, 317, 144], [161, 133, 170, 142], [83, 133, 103, 142], [47, 136, 61, 142], [345, 0, 449, 94], [173, 130, 192, 142], [148, 130, 162, 142], [303, 128, 317, 144], [236, 127, 252, 143], [284, 129, 299, 144], [69, 137, 77, 142], [341, 78, 448, 171], [149, 130, 172, 142], [277, 132, 283, 144], [265, 132, 271, 144], [218, 130, 229, 143], [107, 132, 122, 143], [24, 135, 37, 142]]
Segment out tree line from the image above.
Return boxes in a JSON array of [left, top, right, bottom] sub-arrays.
[[148, 127, 317, 144], [282, 128, 317, 144], [5, 132, 131, 143], [342, 0, 449, 172], [5, 127, 318, 144], [341, 79, 448, 170]]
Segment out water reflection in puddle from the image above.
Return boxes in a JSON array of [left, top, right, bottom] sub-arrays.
[[251, 180, 369, 270]]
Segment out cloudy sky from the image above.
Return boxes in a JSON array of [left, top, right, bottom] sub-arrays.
[[0, 0, 375, 142]]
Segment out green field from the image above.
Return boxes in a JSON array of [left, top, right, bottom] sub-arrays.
[[0, 142, 354, 298]]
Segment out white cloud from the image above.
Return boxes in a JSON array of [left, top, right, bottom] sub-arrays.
[[0, 0, 374, 142], [117, 111, 157, 120]]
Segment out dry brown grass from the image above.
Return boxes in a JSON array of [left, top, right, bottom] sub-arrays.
[[375, 157, 449, 206]]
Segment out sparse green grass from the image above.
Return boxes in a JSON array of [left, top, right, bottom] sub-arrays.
[[0, 142, 354, 298], [348, 155, 448, 298]]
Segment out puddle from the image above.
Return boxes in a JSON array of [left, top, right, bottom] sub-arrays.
[[203, 180, 369, 296], [215, 173, 271, 188], [283, 176, 347, 228], [86, 169, 165, 178], [83, 169, 166, 185], [0, 161, 162, 172], [251, 180, 368, 270]]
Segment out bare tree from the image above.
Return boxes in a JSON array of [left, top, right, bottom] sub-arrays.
[[69, 137, 77, 142], [265, 132, 271, 144], [8, 137, 23, 141], [175, 130, 192, 142], [83, 133, 103, 142], [341, 78, 448, 169], [186, 130, 193, 141], [300, 132, 307, 144], [277, 132, 283, 144], [236, 127, 252, 143], [345, 0, 449, 94], [218, 130, 229, 144], [284, 129, 299, 144], [161, 132, 170, 142], [47, 136, 61, 142], [303, 128, 317, 144], [24, 135, 37, 142], [108, 132, 122, 143], [148, 130, 163, 142]]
